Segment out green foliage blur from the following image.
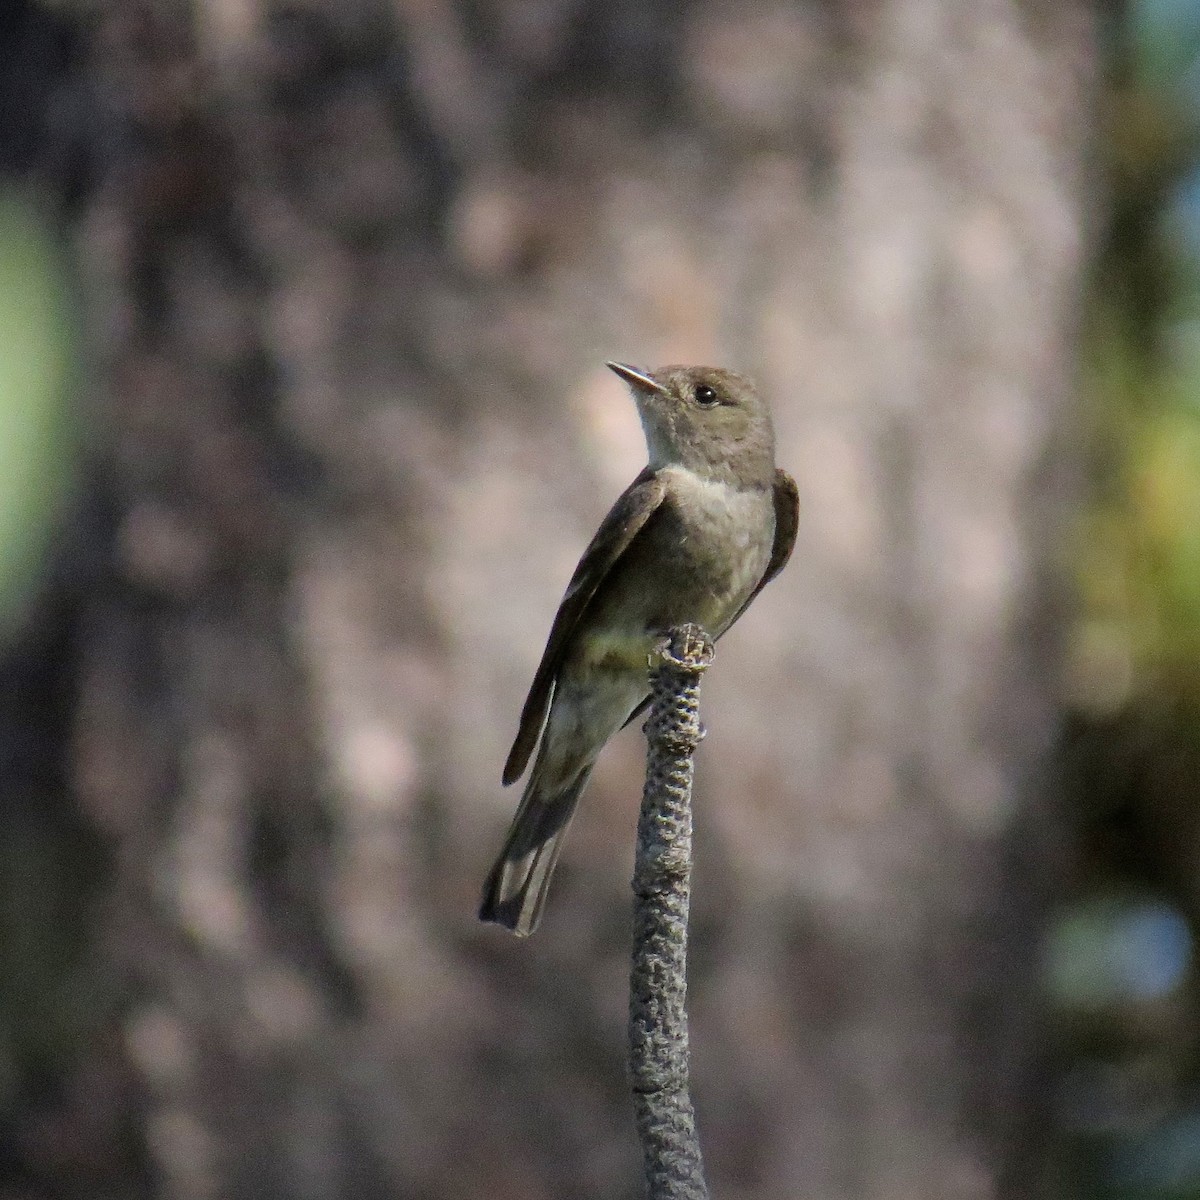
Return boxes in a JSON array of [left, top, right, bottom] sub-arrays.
[[1055, 3, 1200, 1196], [1076, 0, 1200, 718], [0, 185, 78, 640]]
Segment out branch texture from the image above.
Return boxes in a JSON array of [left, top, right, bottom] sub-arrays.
[[629, 624, 713, 1200]]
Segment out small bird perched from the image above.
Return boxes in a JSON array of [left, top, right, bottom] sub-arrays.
[[480, 362, 798, 936]]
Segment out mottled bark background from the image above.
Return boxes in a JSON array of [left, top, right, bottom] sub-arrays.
[[2, 1, 1096, 1198]]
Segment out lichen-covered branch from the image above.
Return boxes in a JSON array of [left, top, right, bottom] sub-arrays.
[[629, 624, 713, 1200]]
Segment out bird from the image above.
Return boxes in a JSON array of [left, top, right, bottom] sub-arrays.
[[479, 362, 798, 936]]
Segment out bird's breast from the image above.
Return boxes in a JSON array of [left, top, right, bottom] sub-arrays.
[[577, 467, 774, 666], [656, 467, 774, 592]]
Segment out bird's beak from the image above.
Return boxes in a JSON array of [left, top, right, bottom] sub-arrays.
[[606, 361, 668, 395]]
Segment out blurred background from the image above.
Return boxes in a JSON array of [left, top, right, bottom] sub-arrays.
[[2, 0, 1199, 1197]]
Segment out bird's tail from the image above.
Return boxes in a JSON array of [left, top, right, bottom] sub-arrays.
[[478, 762, 593, 937]]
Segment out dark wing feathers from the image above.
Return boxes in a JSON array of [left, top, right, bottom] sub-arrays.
[[502, 466, 667, 785], [765, 469, 800, 583]]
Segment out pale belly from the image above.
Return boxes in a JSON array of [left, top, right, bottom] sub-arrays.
[[572, 469, 774, 672]]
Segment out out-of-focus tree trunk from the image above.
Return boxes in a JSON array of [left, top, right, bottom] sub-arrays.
[[29, 1, 1094, 1197]]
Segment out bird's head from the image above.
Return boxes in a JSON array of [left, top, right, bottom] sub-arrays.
[[606, 361, 776, 487]]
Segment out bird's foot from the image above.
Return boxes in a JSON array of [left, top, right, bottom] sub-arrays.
[[648, 624, 715, 671]]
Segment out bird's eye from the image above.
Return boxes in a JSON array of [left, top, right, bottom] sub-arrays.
[[694, 384, 720, 408]]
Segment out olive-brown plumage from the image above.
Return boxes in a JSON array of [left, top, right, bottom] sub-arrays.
[[480, 363, 798, 935]]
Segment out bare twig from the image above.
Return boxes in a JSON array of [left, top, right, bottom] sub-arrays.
[[629, 623, 713, 1200]]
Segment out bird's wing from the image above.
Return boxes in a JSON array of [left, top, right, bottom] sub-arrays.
[[725, 467, 800, 630], [503, 466, 668, 785]]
